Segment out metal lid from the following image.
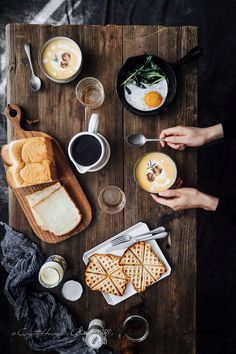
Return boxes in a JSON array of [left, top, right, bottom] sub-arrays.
[[61, 280, 83, 301], [85, 329, 104, 349]]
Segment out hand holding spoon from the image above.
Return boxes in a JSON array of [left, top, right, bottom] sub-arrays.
[[127, 133, 165, 147], [24, 43, 41, 92]]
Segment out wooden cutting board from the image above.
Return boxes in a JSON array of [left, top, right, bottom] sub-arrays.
[[2, 103, 92, 243]]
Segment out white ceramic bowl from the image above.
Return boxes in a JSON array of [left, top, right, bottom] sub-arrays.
[[38, 36, 83, 83]]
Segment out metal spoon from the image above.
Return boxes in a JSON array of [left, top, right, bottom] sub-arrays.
[[127, 133, 165, 147], [24, 43, 41, 91]]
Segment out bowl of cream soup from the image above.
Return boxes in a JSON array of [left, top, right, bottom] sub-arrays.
[[134, 152, 177, 194], [39, 37, 82, 83]]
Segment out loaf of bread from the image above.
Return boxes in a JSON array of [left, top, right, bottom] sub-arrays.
[[1, 137, 57, 188], [26, 182, 82, 236]]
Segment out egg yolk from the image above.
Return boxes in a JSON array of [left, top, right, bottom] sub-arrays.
[[144, 91, 163, 108]]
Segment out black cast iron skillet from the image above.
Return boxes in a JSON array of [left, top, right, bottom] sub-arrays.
[[116, 46, 203, 116]]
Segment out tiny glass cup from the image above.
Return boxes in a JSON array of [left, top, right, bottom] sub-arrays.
[[98, 186, 126, 214], [122, 315, 149, 343], [75, 77, 105, 109]]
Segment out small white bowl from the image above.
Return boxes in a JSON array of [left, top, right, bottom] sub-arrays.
[[38, 36, 83, 83]]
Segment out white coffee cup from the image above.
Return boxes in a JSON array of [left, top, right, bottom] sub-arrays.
[[68, 114, 110, 174]]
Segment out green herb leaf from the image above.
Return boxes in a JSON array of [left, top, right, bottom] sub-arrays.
[[121, 55, 166, 89]]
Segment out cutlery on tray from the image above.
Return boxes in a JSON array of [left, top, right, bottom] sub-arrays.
[[24, 43, 42, 91], [105, 226, 168, 251]]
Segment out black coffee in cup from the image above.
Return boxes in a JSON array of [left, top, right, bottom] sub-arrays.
[[71, 134, 102, 166]]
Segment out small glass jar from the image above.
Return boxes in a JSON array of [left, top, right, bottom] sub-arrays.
[[85, 319, 106, 349], [75, 77, 105, 108], [98, 186, 126, 214], [38, 255, 67, 288], [122, 315, 149, 343]]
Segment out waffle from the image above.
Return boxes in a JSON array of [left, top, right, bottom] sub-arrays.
[[119, 241, 167, 293], [85, 253, 128, 296]]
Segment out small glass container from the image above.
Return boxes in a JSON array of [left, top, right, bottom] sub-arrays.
[[38, 255, 67, 288], [98, 186, 126, 214], [122, 315, 149, 343], [85, 319, 106, 349], [75, 77, 105, 108]]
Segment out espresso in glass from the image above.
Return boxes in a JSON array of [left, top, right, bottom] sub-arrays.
[[71, 134, 102, 166]]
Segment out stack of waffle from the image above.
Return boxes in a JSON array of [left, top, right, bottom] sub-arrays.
[[85, 241, 167, 296], [85, 254, 128, 296], [119, 241, 166, 293]]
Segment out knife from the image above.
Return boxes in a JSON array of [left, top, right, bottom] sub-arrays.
[[105, 231, 168, 252]]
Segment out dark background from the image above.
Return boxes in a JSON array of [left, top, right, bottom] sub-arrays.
[[1, 1, 236, 353]]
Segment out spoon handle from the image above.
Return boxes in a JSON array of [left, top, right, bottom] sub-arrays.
[[146, 138, 165, 142], [24, 43, 35, 76]]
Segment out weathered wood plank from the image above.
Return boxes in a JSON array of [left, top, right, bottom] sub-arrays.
[[123, 25, 197, 354], [6, 24, 197, 354]]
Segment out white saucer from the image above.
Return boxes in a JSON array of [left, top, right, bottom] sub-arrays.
[[88, 134, 111, 172]]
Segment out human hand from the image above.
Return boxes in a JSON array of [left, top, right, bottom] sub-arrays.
[[159, 124, 224, 150], [151, 187, 219, 211]]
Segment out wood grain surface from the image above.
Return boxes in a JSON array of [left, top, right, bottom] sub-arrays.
[[5, 24, 197, 354]]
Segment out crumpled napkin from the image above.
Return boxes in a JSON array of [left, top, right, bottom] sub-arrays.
[[0, 222, 112, 354]]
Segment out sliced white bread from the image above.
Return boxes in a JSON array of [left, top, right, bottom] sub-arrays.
[[26, 182, 62, 229], [26, 182, 61, 207], [32, 186, 81, 236]]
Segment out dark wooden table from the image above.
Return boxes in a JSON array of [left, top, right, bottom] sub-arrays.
[[6, 24, 197, 354]]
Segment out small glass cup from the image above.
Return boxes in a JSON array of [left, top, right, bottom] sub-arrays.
[[75, 77, 105, 108], [122, 315, 149, 343], [98, 186, 126, 214]]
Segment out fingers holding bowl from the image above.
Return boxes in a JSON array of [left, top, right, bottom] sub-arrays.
[[172, 177, 183, 189], [151, 193, 174, 208]]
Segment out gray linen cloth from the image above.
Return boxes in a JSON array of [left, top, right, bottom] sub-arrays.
[[0, 223, 112, 354]]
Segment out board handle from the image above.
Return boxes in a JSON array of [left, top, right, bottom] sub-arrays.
[[4, 104, 23, 132]]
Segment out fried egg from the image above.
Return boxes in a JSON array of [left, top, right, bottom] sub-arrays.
[[124, 79, 168, 111]]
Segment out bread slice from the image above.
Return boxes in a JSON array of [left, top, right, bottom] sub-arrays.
[[1, 137, 57, 188], [6, 165, 25, 188], [20, 160, 56, 185], [26, 182, 61, 207], [21, 137, 54, 164], [8, 139, 28, 165], [32, 186, 81, 236], [1, 144, 11, 166], [26, 182, 61, 228]]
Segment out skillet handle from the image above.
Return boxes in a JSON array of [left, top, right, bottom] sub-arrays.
[[171, 45, 203, 71]]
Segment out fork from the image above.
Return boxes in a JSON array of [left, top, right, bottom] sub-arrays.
[[110, 226, 166, 247]]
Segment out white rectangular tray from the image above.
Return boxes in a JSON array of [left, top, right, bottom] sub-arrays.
[[83, 222, 171, 305]]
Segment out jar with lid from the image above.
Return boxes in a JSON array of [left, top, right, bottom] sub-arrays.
[[38, 255, 67, 288], [85, 319, 107, 350]]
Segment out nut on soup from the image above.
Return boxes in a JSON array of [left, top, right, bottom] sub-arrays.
[[134, 152, 177, 193], [41, 37, 82, 80]]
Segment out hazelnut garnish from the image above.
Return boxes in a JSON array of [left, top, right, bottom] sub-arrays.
[[60, 61, 69, 68], [147, 172, 155, 182], [62, 52, 71, 62], [152, 165, 162, 176]]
